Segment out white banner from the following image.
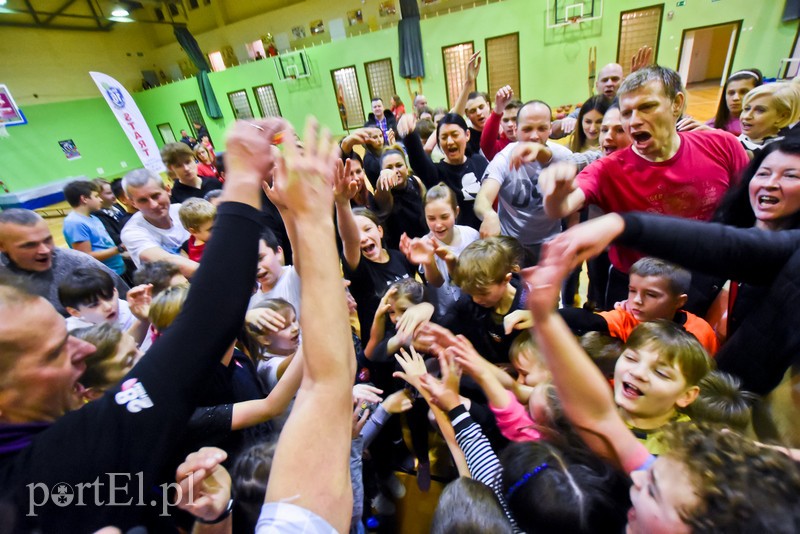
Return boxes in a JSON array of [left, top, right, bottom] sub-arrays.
[[89, 71, 166, 174]]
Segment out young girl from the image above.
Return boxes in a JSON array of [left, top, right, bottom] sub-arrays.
[[738, 82, 800, 151], [400, 183, 480, 317], [706, 69, 763, 135], [336, 162, 418, 346], [389, 94, 405, 118], [373, 147, 428, 248], [245, 298, 300, 389], [524, 246, 800, 533], [398, 112, 488, 229], [569, 95, 610, 153], [195, 143, 221, 182]]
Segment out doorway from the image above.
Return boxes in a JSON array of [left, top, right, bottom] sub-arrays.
[[677, 21, 742, 87]]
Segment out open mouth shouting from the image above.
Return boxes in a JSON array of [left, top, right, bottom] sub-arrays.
[[621, 381, 644, 400]]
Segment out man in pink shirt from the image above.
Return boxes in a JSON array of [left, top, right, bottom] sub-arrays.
[[542, 65, 749, 307]]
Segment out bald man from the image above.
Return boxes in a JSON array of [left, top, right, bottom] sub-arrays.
[[0, 208, 129, 315], [551, 63, 624, 139]]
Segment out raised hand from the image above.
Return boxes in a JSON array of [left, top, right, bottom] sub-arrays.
[[333, 158, 359, 204], [446, 335, 492, 381], [412, 322, 458, 354], [381, 389, 413, 414], [630, 46, 653, 73], [522, 241, 574, 321], [175, 447, 232, 523], [503, 309, 533, 335], [397, 113, 418, 139], [479, 212, 501, 239], [353, 383, 384, 404], [546, 212, 626, 269], [466, 51, 482, 84], [495, 85, 514, 113], [539, 161, 578, 201], [269, 117, 340, 217], [126, 284, 153, 321], [400, 233, 435, 265], [393, 346, 428, 390], [375, 286, 398, 319], [377, 168, 401, 191], [246, 307, 287, 333], [559, 117, 577, 135], [510, 142, 545, 170], [225, 118, 287, 185]]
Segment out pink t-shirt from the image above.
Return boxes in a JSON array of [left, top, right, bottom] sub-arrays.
[[705, 116, 742, 136], [576, 129, 748, 271]]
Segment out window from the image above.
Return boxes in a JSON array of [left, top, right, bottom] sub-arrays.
[[442, 42, 475, 109], [187, 0, 199, 9], [228, 90, 254, 119], [253, 84, 282, 117], [157, 123, 176, 144], [617, 5, 663, 76], [365, 59, 396, 106], [181, 102, 205, 136], [485, 33, 520, 99], [331, 66, 365, 130]]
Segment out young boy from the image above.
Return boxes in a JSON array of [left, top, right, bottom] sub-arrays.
[[248, 228, 301, 315], [560, 257, 718, 355], [160, 142, 222, 204], [444, 236, 529, 364], [58, 266, 150, 345], [178, 198, 215, 263], [62, 180, 126, 276]]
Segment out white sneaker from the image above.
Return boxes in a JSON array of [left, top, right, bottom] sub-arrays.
[[371, 493, 396, 516], [382, 473, 406, 499]]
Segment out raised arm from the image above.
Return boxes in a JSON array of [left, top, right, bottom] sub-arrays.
[[333, 159, 362, 271], [399, 114, 440, 188], [450, 51, 481, 116], [540, 161, 585, 218], [262, 118, 356, 533], [523, 241, 647, 472]]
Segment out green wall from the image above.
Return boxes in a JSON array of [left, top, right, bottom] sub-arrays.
[[3, 0, 798, 192], [0, 98, 140, 191]]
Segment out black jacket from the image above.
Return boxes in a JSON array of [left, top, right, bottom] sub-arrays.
[[618, 212, 800, 395], [364, 109, 398, 141]]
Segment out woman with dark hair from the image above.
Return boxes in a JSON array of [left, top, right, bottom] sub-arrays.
[[397, 112, 489, 229], [569, 95, 610, 153], [706, 69, 763, 135]]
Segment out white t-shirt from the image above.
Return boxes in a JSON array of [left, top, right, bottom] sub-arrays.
[[257, 354, 293, 432], [249, 265, 302, 318], [483, 141, 572, 246], [121, 204, 189, 267]]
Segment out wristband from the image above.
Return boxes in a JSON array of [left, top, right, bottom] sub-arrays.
[[196, 498, 233, 524], [117, 244, 125, 253]]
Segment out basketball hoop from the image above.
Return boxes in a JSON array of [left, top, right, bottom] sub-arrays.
[[568, 15, 582, 24]]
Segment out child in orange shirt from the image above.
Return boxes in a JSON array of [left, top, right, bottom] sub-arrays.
[[560, 257, 718, 355]]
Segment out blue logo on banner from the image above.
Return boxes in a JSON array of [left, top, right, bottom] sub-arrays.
[[107, 86, 125, 108]]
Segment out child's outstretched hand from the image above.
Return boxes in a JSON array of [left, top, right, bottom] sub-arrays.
[[246, 307, 287, 333], [126, 284, 153, 321], [400, 234, 436, 266], [375, 286, 398, 319], [351, 402, 370, 439], [396, 302, 434, 341], [175, 447, 231, 523], [353, 383, 384, 404], [418, 351, 461, 412], [446, 335, 492, 381], [270, 117, 339, 217], [333, 158, 359, 204], [412, 322, 458, 354], [393, 346, 428, 391], [504, 309, 533, 335], [382, 389, 413, 415]]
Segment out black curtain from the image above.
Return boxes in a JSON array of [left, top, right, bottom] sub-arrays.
[[174, 26, 223, 119], [398, 0, 425, 79]]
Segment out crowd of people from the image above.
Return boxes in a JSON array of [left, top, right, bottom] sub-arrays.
[[1, 47, 800, 534]]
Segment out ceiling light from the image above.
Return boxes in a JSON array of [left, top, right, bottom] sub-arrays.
[[111, 8, 129, 17], [0, 0, 7, 6]]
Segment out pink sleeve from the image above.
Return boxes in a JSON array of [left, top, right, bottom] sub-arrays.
[[481, 111, 503, 161], [489, 390, 541, 442]]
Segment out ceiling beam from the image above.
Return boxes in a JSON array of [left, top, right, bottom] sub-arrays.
[[0, 20, 111, 31], [21, 0, 41, 24], [42, 0, 79, 25], [85, 0, 105, 28]]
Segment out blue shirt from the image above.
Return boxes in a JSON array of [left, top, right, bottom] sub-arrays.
[[63, 212, 125, 275]]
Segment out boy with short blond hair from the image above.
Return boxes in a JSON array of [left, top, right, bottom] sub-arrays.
[[178, 198, 216, 262], [444, 236, 529, 363], [560, 257, 718, 354]]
